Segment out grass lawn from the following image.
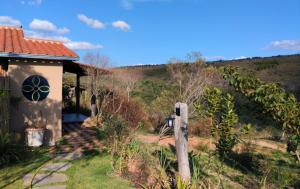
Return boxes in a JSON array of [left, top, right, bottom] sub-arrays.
[[66, 150, 134, 189], [0, 148, 51, 189], [0, 149, 133, 189]]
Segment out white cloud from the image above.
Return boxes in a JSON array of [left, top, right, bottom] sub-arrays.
[[65, 41, 103, 50], [0, 16, 21, 27], [29, 19, 70, 34], [112, 20, 131, 32], [265, 40, 300, 51], [77, 14, 105, 29], [233, 56, 247, 60], [121, 0, 172, 10], [205, 55, 225, 61], [21, 0, 43, 6], [26, 30, 103, 50]]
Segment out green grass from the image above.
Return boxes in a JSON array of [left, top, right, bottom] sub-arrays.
[[66, 150, 134, 189], [0, 148, 133, 189], [0, 148, 51, 189]]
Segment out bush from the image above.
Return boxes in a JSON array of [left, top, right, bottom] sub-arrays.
[[0, 131, 23, 166], [253, 60, 279, 71], [189, 118, 212, 137], [103, 93, 146, 128], [195, 88, 241, 158]]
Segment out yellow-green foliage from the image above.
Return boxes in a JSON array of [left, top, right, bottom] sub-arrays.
[[223, 66, 300, 153]]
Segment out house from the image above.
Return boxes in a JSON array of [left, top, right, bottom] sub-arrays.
[[0, 25, 107, 146]]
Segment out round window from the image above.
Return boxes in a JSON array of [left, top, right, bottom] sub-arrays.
[[22, 75, 50, 102]]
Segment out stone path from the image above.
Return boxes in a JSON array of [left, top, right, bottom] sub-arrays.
[[23, 123, 102, 189]]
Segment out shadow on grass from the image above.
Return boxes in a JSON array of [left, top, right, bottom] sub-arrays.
[[0, 147, 51, 188], [223, 152, 266, 176], [222, 151, 300, 188]]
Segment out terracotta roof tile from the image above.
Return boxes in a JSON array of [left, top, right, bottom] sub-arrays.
[[0, 29, 4, 52], [0, 26, 79, 60]]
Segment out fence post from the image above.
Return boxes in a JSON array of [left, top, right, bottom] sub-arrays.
[[174, 102, 191, 182]]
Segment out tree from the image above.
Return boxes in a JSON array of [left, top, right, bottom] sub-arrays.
[[113, 69, 142, 101], [194, 87, 243, 159], [223, 66, 300, 161], [166, 52, 223, 115], [83, 52, 111, 119]]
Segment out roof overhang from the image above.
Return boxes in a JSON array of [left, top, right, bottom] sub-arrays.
[[63, 61, 111, 76], [0, 52, 79, 61]]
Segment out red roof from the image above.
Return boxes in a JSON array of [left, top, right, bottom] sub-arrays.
[[0, 26, 79, 60]]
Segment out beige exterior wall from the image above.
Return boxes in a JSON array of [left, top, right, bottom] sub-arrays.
[[8, 60, 63, 146]]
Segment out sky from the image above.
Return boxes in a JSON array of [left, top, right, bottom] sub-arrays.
[[0, 0, 299, 66]]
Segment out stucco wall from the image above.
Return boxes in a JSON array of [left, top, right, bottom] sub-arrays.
[[8, 60, 63, 146]]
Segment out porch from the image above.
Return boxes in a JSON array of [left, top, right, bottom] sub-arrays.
[[62, 61, 109, 124], [62, 113, 88, 124]]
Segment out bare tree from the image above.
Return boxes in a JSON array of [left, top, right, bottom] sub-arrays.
[[113, 69, 142, 101], [167, 52, 222, 115], [83, 52, 111, 119]]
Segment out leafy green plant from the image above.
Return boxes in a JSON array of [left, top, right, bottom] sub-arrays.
[[195, 87, 242, 158], [0, 89, 8, 97], [0, 131, 23, 166], [223, 66, 300, 161]]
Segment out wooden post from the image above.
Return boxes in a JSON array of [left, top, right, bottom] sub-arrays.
[[174, 102, 191, 182], [75, 74, 80, 114]]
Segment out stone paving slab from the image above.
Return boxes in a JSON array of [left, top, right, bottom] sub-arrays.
[[54, 152, 82, 161], [41, 162, 72, 172], [23, 173, 67, 187], [34, 185, 66, 189]]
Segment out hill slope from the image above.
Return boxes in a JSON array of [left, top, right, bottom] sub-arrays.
[[117, 54, 300, 99]]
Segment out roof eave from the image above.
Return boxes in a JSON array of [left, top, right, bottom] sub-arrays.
[[0, 52, 79, 61]]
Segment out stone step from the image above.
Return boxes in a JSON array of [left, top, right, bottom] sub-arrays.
[[23, 173, 67, 187], [41, 162, 72, 172], [34, 185, 66, 189], [54, 152, 82, 161]]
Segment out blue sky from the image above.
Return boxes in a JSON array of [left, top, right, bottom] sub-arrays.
[[0, 0, 299, 66]]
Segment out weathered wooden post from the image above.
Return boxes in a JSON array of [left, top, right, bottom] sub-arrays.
[[174, 102, 191, 182]]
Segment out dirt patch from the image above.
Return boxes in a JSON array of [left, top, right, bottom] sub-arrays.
[[137, 134, 286, 153]]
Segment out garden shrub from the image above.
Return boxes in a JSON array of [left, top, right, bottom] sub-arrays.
[[103, 92, 146, 128], [194, 87, 246, 158], [0, 131, 23, 166]]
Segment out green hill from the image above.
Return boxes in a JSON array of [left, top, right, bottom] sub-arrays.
[[118, 54, 300, 100]]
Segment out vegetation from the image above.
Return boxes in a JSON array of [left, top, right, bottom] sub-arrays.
[[195, 88, 239, 158], [67, 150, 133, 189], [253, 60, 279, 71], [0, 148, 50, 189], [1, 54, 300, 188], [0, 131, 23, 166], [223, 66, 300, 161]]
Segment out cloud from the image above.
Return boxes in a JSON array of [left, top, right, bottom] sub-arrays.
[[29, 19, 69, 34], [26, 30, 103, 50], [121, 0, 172, 10], [264, 40, 300, 51], [65, 41, 103, 50], [77, 14, 105, 29], [233, 56, 247, 60], [0, 16, 21, 27], [112, 20, 131, 32], [21, 0, 43, 6], [205, 55, 225, 61]]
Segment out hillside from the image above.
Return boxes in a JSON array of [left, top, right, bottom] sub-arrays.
[[116, 54, 300, 100], [61, 54, 300, 188]]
